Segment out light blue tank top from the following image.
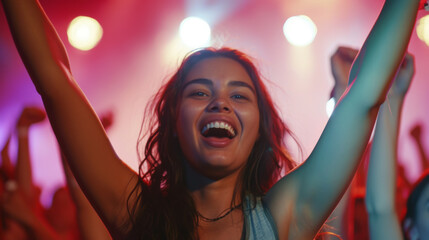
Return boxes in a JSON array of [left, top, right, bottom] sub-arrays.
[[242, 195, 279, 240]]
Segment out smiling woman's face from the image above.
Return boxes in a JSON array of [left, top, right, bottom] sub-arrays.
[[176, 57, 260, 180]]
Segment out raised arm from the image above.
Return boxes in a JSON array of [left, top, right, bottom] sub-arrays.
[[1, 0, 139, 237], [265, 1, 421, 239], [15, 106, 46, 201], [1, 135, 14, 180], [2, 181, 59, 240], [61, 155, 111, 240], [327, 46, 359, 240], [365, 53, 415, 240], [60, 112, 114, 240]]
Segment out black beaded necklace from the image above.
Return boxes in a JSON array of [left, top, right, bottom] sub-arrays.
[[197, 203, 243, 222]]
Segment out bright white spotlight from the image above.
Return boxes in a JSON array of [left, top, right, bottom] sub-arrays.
[[326, 97, 336, 117], [179, 17, 211, 48], [417, 15, 429, 47], [67, 16, 103, 51], [283, 15, 317, 47]]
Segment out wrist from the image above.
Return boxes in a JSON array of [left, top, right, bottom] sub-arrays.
[[385, 95, 405, 107], [17, 126, 29, 138]]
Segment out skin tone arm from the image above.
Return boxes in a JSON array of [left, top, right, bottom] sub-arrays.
[[265, 1, 421, 239], [327, 46, 359, 240], [0, 136, 13, 234], [1, 109, 58, 240], [2, 183, 59, 240], [15, 107, 46, 202], [1, 0, 139, 237], [365, 53, 415, 240], [61, 153, 111, 240], [1, 136, 14, 180], [60, 112, 113, 240]]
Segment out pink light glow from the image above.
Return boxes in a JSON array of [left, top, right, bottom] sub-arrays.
[[1, 0, 428, 206]]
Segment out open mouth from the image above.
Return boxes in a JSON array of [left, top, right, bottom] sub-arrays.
[[201, 121, 236, 139]]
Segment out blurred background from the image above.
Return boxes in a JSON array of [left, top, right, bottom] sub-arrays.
[[1, 0, 428, 206]]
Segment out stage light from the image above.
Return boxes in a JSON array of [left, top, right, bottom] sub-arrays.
[[417, 15, 429, 47], [67, 16, 103, 51], [283, 15, 317, 47], [326, 97, 335, 117], [179, 17, 211, 48]]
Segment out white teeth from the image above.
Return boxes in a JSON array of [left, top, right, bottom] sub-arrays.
[[201, 121, 236, 137]]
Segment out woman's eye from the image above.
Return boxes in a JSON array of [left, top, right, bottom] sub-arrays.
[[232, 94, 247, 100], [190, 91, 208, 97]]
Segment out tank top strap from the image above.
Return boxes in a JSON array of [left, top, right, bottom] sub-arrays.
[[242, 195, 279, 240]]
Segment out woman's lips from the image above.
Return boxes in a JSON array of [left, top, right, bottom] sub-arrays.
[[201, 136, 234, 148]]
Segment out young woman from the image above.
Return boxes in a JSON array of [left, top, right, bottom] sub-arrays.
[[0, 0, 424, 239]]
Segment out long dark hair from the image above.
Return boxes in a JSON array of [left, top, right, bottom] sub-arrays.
[[126, 47, 297, 239]]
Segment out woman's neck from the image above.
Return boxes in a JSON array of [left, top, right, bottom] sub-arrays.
[[184, 161, 243, 218]]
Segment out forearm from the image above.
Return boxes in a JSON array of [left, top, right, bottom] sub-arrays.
[[1, 0, 70, 93], [15, 126, 34, 199], [366, 96, 404, 240], [367, 212, 402, 240], [283, 2, 420, 235], [347, 1, 419, 106], [2, 0, 138, 234], [1, 136, 14, 179]]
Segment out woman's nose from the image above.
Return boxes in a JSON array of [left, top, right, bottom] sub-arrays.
[[207, 97, 231, 113]]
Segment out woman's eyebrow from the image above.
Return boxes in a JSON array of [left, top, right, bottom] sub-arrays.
[[183, 78, 213, 90], [228, 80, 256, 94]]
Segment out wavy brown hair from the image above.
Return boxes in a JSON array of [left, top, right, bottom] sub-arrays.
[[126, 48, 297, 239]]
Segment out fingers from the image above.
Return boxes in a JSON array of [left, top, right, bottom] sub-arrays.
[[331, 46, 359, 94]]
